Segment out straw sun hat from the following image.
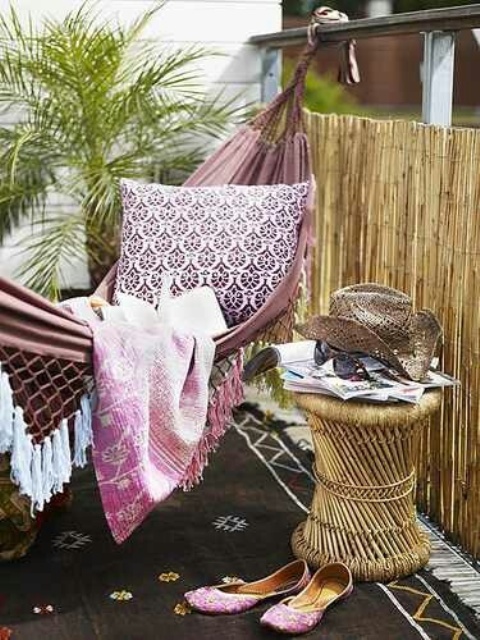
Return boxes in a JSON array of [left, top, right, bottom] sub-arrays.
[[296, 284, 443, 381]]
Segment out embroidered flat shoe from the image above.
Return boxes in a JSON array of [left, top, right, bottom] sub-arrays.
[[184, 559, 310, 615], [260, 562, 353, 635]]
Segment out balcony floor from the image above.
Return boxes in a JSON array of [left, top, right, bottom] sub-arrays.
[[1, 399, 479, 639]]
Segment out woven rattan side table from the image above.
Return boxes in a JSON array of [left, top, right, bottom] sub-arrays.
[[291, 390, 442, 582]]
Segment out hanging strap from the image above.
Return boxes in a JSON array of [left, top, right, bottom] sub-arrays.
[[251, 5, 360, 142], [309, 6, 360, 86]]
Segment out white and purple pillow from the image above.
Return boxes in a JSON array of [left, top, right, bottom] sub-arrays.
[[115, 179, 309, 327]]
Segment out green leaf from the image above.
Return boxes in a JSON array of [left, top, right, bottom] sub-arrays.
[[0, 1, 243, 293], [15, 214, 87, 301]]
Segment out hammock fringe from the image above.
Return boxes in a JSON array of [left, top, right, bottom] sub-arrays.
[[0, 364, 92, 514], [181, 355, 244, 490], [11, 407, 33, 499], [1, 350, 246, 509], [0, 365, 14, 453], [73, 395, 93, 468]]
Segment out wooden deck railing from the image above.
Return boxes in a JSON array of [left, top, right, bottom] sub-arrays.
[[251, 4, 480, 126]]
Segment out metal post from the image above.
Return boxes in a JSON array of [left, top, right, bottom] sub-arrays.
[[260, 47, 281, 103], [421, 31, 456, 126]]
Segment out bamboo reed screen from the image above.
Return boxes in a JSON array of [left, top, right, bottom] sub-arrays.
[[305, 112, 480, 560]]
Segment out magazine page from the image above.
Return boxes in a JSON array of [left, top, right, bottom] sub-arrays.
[[247, 339, 460, 404], [282, 372, 394, 402], [284, 361, 395, 401], [319, 374, 393, 401]]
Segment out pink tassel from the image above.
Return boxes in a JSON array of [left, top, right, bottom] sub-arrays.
[[181, 355, 244, 489]]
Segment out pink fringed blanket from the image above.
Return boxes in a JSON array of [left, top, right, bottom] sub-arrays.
[[90, 320, 216, 544]]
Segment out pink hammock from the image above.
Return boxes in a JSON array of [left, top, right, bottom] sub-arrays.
[[0, 42, 326, 555], [0, 44, 317, 440]]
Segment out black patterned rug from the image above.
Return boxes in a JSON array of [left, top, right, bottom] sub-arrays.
[[1, 403, 479, 640]]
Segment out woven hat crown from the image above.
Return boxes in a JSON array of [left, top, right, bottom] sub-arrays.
[[329, 284, 413, 352], [297, 283, 443, 381]]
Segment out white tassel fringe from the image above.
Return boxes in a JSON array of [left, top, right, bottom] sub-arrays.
[[73, 395, 93, 468], [10, 407, 33, 498], [42, 436, 54, 504], [0, 362, 93, 515], [0, 365, 14, 453], [31, 444, 44, 514]]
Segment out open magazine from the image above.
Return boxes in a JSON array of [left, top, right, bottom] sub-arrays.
[[246, 341, 459, 404]]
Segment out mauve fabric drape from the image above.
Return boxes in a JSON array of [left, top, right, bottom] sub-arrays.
[[0, 276, 92, 363], [0, 125, 312, 364], [0, 32, 323, 362]]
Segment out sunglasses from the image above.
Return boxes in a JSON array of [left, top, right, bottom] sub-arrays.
[[314, 340, 370, 381]]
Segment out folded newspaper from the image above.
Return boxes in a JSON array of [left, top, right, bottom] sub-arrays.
[[245, 341, 459, 404]]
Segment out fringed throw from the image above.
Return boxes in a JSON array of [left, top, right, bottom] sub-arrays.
[[181, 354, 244, 489], [89, 317, 216, 544]]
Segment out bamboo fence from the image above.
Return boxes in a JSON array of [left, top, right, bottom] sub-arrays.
[[305, 112, 480, 560]]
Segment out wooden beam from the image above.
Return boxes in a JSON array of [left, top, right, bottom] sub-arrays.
[[250, 4, 480, 47]]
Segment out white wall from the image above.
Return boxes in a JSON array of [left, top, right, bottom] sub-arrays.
[[0, 0, 281, 289]]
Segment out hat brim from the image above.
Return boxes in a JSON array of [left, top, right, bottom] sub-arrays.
[[295, 315, 440, 381]]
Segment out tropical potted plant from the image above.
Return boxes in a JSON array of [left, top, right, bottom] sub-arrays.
[[0, 2, 241, 298]]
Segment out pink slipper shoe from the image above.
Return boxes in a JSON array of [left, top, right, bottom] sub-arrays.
[[260, 562, 353, 635], [184, 559, 310, 615]]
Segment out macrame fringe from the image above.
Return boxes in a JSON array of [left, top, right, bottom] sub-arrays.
[[0, 363, 93, 515], [181, 356, 244, 490], [10, 407, 33, 500], [73, 395, 93, 468], [0, 365, 14, 453]]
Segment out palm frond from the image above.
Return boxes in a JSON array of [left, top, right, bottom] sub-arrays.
[[15, 213, 87, 300], [0, 8, 40, 110], [120, 0, 166, 47], [0, 124, 57, 240], [0, 0, 244, 291]]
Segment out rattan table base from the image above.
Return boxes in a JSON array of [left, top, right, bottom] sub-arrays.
[[291, 391, 442, 582]]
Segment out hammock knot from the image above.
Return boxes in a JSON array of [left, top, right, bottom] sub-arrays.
[[308, 5, 360, 86]]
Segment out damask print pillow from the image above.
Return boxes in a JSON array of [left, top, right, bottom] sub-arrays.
[[115, 179, 309, 327]]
